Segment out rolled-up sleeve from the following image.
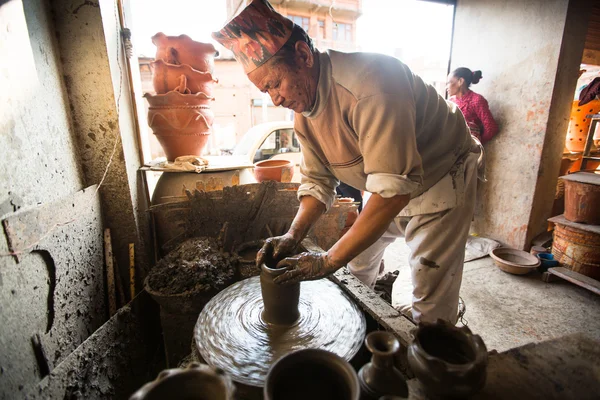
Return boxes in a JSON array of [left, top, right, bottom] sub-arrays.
[[352, 93, 423, 198], [295, 130, 339, 210]]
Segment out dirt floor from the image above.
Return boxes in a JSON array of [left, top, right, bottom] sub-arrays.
[[383, 239, 600, 352]]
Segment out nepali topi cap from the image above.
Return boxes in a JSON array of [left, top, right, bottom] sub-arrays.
[[212, 0, 294, 74]]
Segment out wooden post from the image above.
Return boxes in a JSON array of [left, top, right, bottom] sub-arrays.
[[104, 229, 117, 316], [129, 243, 135, 300]]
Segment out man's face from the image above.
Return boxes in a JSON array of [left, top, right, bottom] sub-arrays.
[[248, 48, 317, 114]]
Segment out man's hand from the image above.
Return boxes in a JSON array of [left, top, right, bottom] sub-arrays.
[[256, 233, 299, 268], [273, 252, 339, 285]]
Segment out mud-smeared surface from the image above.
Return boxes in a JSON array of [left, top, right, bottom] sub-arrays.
[[194, 277, 366, 387], [147, 237, 237, 294]]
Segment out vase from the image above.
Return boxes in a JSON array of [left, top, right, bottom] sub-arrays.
[[152, 32, 218, 73], [129, 362, 235, 400], [407, 319, 487, 399], [358, 331, 408, 399], [253, 159, 294, 182], [151, 59, 218, 95], [260, 263, 300, 325], [264, 349, 360, 400], [565, 99, 600, 152]]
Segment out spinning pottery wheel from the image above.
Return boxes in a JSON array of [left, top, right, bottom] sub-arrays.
[[194, 268, 366, 387]]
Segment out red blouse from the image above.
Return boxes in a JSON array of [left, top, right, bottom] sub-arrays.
[[451, 90, 498, 144]]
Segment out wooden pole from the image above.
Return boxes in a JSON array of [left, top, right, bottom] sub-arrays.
[[129, 243, 135, 300], [104, 228, 117, 316]]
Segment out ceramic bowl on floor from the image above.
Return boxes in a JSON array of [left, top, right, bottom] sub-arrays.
[[489, 247, 540, 275]]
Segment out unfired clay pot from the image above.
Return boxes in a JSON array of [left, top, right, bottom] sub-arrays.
[[129, 362, 235, 400], [260, 264, 300, 325], [407, 319, 488, 399], [264, 349, 360, 400], [566, 99, 600, 152], [358, 331, 408, 399], [253, 159, 294, 183], [152, 32, 218, 73], [151, 59, 217, 95]]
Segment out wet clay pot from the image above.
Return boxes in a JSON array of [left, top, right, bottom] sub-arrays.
[[264, 349, 360, 400], [358, 331, 408, 399], [407, 319, 488, 399], [260, 264, 300, 325], [151, 59, 217, 95], [152, 32, 218, 73], [566, 99, 600, 152], [253, 159, 294, 183], [129, 362, 235, 400]]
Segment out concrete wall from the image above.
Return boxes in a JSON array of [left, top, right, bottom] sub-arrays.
[[452, 0, 589, 249]]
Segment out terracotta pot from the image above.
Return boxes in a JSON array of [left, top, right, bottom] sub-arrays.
[[144, 91, 214, 108], [253, 159, 294, 182], [407, 319, 488, 399], [130, 362, 235, 400], [260, 264, 300, 325], [562, 173, 600, 224], [358, 331, 408, 399], [152, 32, 218, 73], [566, 99, 600, 152], [552, 221, 600, 280], [151, 59, 217, 95], [264, 349, 360, 400], [568, 156, 600, 173]]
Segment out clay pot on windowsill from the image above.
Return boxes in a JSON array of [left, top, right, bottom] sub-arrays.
[[151, 60, 218, 95], [253, 159, 294, 182], [152, 32, 219, 73]]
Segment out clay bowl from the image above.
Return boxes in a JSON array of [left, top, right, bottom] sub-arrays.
[[253, 159, 294, 182], [489, 247, 540, 275], [151, 60, 218, 95], [152, 32, 218, 73], [144, 91, 214, 108]]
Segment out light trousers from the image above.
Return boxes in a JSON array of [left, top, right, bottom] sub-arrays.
[[348, 153, 478, 324]]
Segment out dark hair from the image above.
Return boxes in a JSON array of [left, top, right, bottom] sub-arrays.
[[451, 68, 483, 87], [268, 24, 315, 67]]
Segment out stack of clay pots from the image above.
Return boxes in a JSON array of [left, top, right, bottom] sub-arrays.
[[144, 33, 219, 161]]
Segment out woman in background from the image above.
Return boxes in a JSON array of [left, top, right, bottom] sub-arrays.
[[447, 68, 498, 144]]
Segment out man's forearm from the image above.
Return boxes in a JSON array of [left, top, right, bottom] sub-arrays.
[[287, 195, 327, 242], [327, 193, 410, 268]]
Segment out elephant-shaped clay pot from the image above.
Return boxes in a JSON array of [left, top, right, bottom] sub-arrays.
[[408, 319, 488, 399], [151, 60, 217, 95], [152, 32, 218, 73]]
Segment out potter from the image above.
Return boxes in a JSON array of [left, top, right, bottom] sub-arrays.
[[214, 0, 479, 325]]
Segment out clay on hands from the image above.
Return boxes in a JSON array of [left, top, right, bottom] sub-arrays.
[[274, 252, 339, 285], [256, 233, 299, 268]]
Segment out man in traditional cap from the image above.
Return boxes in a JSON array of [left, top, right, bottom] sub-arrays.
[[213, 0, 478, 323]]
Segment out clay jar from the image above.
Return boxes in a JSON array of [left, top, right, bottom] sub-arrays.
[[152, 32, 218, 73], [264, 349, 360, 400], [151, 60, 217, 95], [407, 319, 488, 399], [260, 264, 300, 325], [358, 331, 408, 399], [129, 362, 235, 400], [253, 159, 294, 183], [566, 99, 600, 152]]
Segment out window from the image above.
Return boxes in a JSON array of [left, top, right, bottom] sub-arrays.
[[254, 129, 300, 163], [333, 22, 352, 42], [318, 20, 325, 39], [288, 14, 310, 31]]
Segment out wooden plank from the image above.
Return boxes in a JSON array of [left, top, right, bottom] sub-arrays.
[[547, 267, 600, 295], [104, 229, 117, 316], [301, 239, 415, 347]]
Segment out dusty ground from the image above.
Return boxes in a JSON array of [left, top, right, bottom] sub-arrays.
[[147, 237, 238, 294], [382, 238, 600, 352]]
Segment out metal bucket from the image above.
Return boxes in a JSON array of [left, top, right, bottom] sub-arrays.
[[552, 223, 600, 280]]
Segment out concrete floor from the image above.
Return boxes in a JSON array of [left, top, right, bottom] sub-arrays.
[[382, 239, 600, 353]]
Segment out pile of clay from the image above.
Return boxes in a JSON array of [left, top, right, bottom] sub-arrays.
[[147, 237, 238, 295]]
